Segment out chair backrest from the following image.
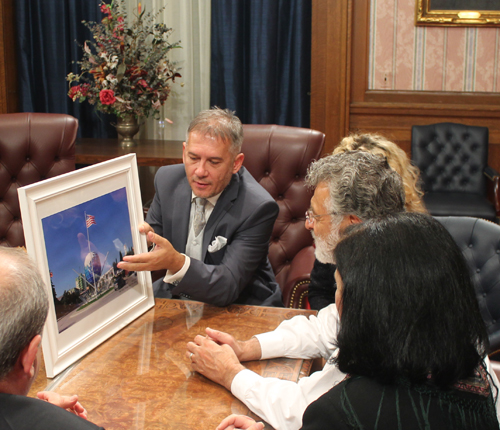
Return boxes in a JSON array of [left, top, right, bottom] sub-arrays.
[[412, 123, 488, 195], [435, 216, 500, 353], [241, 124, 325, 291], [0, 112, 78, 247]]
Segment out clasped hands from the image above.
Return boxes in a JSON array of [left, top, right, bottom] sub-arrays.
[[117, 222, 185, 273], [186, 328, 262, 389], [186, 329, 264, 428]]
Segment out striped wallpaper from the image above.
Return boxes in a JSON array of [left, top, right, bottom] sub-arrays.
[[369, 0, 500, 92]]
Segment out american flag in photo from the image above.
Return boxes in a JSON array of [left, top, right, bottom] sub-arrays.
[[86, 214, 97, 228]]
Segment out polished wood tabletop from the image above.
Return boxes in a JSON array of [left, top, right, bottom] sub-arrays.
[[75, 138, 184, 167], [30, 299, 316, 430]]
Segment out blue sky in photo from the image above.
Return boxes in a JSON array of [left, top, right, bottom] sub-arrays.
[[42, 188, 133, 297]]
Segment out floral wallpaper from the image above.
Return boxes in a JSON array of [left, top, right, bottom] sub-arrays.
[[369, 0, 500, 92]]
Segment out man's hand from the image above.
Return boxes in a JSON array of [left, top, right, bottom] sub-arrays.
[[205, 328, 262, 362], [37, 391, 88, 419], [138, 222, 154, 245], [186, 336, 246, 390], [117, 231, 185, 273], [216, 414, 264, 430]]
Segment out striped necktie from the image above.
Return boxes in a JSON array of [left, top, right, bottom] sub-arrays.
[[193, 197, 207, 237]]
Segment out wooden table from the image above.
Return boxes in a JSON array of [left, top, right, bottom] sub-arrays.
[[75, 138, 184, 167], [30, 299, 316, 430]]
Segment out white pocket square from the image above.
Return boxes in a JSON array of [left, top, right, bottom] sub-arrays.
[[208, 236, 228, 253]]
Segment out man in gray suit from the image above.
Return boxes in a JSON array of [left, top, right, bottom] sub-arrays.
[[118, 108, 282, 307]]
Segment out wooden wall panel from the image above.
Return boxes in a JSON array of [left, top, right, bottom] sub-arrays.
[[0, 0, 18, 113], [311, 0, 500, 173], [310, 0, 352, 154]]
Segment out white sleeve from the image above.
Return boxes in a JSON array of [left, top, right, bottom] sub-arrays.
[[231, 362, 346, 430], [256, 304, 340, 360]]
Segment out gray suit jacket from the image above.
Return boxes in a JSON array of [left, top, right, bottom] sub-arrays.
[[146, 164, 282, 307]]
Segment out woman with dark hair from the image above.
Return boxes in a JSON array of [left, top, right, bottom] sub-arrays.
[[301, 212, 498, 429]]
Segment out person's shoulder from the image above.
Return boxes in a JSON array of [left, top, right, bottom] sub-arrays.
[[158, 163, 185, 176], [156, 164, 186, 182], [0, 394, 103, 430]]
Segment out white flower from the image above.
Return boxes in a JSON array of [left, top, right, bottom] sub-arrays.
[[109, 56, 119, 69], [106, 74, 118, 85]]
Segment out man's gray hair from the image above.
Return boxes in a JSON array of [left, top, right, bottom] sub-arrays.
[[306, 151, 406, 220], [187, 107, 244, 154], [0, 247, 48, 380]]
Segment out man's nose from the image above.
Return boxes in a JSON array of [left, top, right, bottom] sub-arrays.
[[195, 162, 208, 177]]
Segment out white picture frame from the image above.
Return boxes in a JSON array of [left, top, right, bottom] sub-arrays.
[[18, 154, 154, 378]]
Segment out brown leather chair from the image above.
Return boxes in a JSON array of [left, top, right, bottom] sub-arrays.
[[242, 124, 325, 308], [0, 112, 77, 247]]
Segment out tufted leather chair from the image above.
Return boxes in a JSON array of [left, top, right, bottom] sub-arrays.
[[435, 216, 500, 353], [241, 124, 325, 308], [412, 123, 500, 222], [0, 113, 77, 247]]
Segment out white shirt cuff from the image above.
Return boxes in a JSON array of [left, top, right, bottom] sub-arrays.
[[255, 331, 284, 360], [231, 368, 259, 397], [163, 254, 190, 284]]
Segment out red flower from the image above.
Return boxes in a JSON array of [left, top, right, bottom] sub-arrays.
[[100, 4, 112, 15], [81, 84, 90, 97], [68, 85, 82, 101], [99, 89, 116, 105]]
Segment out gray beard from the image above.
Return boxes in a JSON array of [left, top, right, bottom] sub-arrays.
[[311, 219, 341, 264]]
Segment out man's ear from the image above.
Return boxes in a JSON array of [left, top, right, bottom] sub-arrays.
[[20, 335, 41, 377], [182, 141, 187, 163], [232, 153, 244, 173], [348, 214, 362, 225]]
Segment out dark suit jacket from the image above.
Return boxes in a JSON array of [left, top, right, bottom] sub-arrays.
[[146, 164, 282, 307], [0, 393, 104, 429]]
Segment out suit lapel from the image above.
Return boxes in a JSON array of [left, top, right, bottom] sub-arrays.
[[202, 172, 241, 260], [172, 178, 192, 254]]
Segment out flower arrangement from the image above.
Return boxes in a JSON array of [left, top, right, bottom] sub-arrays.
[[67, 0, 181, 120]]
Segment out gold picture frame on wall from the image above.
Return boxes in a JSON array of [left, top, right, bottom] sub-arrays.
[[416, 0, 500, 26]]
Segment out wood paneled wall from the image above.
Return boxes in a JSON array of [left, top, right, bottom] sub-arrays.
[[311, 0, 500, 172], [0, 0, 17, 114]]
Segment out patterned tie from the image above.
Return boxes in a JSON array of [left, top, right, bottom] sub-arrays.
[[193, 197, 207, 237]]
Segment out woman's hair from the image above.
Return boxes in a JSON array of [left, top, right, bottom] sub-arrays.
[[334, 212, 488, 388], [333, 134, 426, 213]]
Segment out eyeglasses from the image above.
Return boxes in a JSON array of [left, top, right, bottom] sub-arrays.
[[305, 209, 337, 224]]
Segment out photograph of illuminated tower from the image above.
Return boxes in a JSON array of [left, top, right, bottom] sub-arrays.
[[42, 187, 139, 333]]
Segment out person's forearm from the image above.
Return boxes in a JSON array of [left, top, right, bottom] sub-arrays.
[[239, 337, 262, 362]]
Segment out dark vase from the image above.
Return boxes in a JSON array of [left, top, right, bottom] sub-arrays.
[[115, 114, 140, 147]]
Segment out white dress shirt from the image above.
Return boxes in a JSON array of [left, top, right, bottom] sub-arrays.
[[230, 304, 500, 430]]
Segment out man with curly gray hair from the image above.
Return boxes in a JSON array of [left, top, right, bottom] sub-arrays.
[[187, 151, 407, 430], [304, 151, 405, 265], [0, 247, 103, 429]]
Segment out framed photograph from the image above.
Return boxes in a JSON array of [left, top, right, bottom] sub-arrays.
[[416, 0, 500, 26], [18, 154, 154, 377]]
